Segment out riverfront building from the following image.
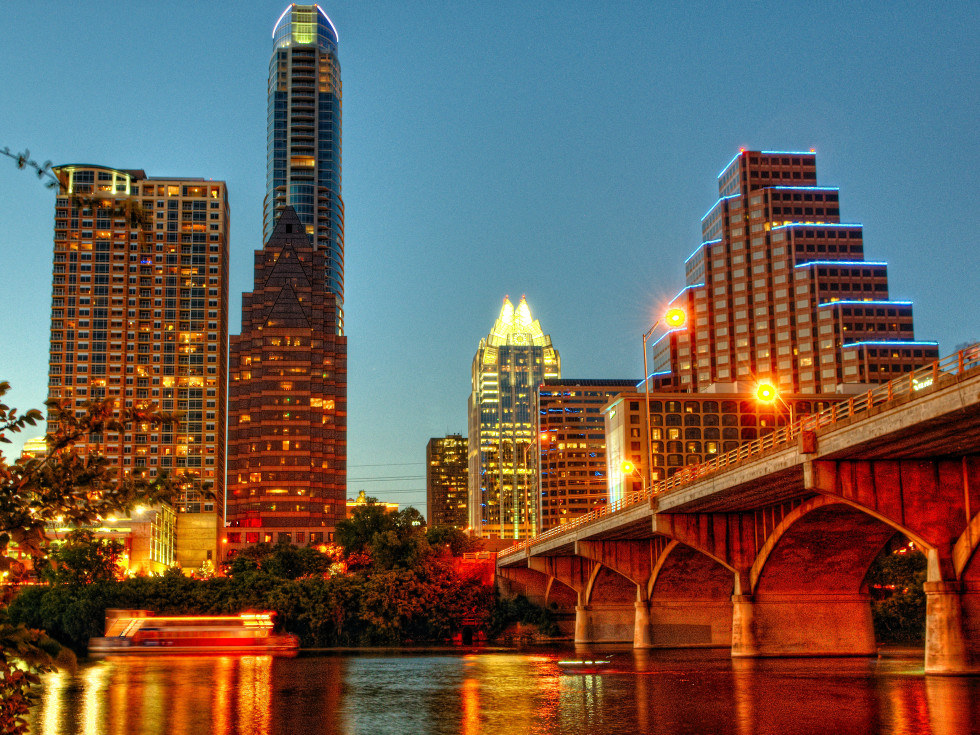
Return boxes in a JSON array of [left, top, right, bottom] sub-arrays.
[[426, 434, 469, 529], [226, 208, 347, 550], [604, 390, 840, 502], [468, 296, 560, 539], [650, 150, 938, 394], [47, 165, 229, 569], [538, 379, 637, 531]]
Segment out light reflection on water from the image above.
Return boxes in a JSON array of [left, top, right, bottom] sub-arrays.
[[28, 648, 980, 735]]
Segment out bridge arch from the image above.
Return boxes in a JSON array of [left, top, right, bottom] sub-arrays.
[[749, 494, 932, 595]]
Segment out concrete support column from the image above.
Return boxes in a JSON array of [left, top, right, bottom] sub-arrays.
[[731, 594, 758, 658], [633, 600, 652, 648], [574, 605, 591, 644], [924, 581, 971, 675]]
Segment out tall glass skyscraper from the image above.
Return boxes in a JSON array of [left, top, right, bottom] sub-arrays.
[[264, 4, 345, 330], [468, 296, 560, 539]]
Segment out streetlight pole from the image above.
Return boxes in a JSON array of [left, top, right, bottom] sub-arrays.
[[641, 308, 686, 492]]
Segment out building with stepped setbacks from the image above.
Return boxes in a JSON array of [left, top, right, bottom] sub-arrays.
[[468, 296, 560, 539], [648, 149, 938, 395], [225, 208, 347, 551]]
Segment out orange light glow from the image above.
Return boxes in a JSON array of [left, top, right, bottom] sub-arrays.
[[664, 307, 687, 329], [621, 460, 636, 475], [756, 381, 778, 403]]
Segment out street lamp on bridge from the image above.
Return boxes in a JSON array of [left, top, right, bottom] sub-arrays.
[[642, 307, 687, 491]]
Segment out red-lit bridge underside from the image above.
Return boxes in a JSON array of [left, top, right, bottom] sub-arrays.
[[497, 364, 980, 674]]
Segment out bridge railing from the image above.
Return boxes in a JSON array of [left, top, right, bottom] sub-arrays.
[[497, 344, 980, 561]]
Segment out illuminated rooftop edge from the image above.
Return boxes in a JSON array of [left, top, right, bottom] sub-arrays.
[[272, 4, 339, 42], [795, 260, 887, 269], [772, 222, 862, 230], [817, 300, 912, 308], [841, 341, 938, 349]]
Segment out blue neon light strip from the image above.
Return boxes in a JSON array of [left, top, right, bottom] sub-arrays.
[[700, 195, 739, 223], [649, 329, 684, 351], [684, 239, 722, 265], [817, 300, 912, 308], [760, 150, 817, 156], [772, 222, 863, 231], [670, 283, 705, 303], [841, 341, 938, 349], [717, 151, 744, 179], [794, 260, 887, 269], [766, 186, 839, 191], [636, 370, 672, 390]]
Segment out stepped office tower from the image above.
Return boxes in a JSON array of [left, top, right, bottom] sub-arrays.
[[426, 434, 469, 529], [264, 3, 344, 330], [468, 296, 560, 539], [651, 150, 938, 394], [226, 209, 347, 548], [48, 165, 229, 569]]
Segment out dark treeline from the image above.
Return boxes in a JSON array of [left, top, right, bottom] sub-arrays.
[[7, 506, 559, 654]]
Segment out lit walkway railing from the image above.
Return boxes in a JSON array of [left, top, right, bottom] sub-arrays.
[[498, 344, 980, 560]]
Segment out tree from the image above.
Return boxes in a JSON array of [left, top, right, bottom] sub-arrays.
[[43, 530, 123, 585], [0, 382, 193, 734], [334, 504, 429, 570], [426, 526, 474, 556]]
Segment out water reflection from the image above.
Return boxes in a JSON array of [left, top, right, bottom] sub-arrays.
[[29, 649, 980, 735]]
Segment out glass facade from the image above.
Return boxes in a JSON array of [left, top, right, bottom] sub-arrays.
[[468, 296, 560, 539], [264, 4, 344, 330]]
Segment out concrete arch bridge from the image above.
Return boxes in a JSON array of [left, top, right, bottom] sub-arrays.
[[497, 347, 980, 674]]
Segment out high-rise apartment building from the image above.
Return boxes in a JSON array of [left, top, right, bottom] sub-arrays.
[[468, 296, 560, 539], [226, 208, 347, 550], [650, 150, 938, 394], [426, 434, 468, 529], [264, 3, 344, 329], [538, 379, 636, 531], [48, 165, 229, 569]]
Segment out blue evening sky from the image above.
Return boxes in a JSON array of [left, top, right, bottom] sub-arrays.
[[1, 1, 977, 515]]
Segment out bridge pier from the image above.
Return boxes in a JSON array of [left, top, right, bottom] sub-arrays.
[[924, 581, 971, 674], [634, 600, 652, 648], [731, 593, 876, 658], [574, 605, 590, 643]]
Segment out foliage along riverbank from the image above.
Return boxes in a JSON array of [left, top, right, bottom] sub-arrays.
[[7, 510, 560, 655]]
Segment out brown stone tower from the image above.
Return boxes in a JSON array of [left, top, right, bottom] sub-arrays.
[[226, 207, 347, 549]]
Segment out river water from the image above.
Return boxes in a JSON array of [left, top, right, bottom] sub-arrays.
[[27, 647, 980, 735]]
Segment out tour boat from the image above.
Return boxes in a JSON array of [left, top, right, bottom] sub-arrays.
[[88, 609, 299, 656], [557, 656, 613, 673]]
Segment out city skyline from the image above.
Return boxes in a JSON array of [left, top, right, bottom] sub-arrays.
[[1, 2, 977, 516]]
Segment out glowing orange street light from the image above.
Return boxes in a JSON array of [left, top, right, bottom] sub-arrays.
[[755, 381, 778, 403], [621, 460, 637, 475], [755, 380, 795, 427], [664, 307, 687, 329]]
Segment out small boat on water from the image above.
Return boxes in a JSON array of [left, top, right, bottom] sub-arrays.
[[89, 609, 299, 656], [557, 656, 613, 673]]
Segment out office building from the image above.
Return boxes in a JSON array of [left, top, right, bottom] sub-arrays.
[[468, 295, 560, 539], [604, 390, 840, 502], [226, 208, 347, 550], [48, 165, 228, 569], [426, 434, 468, 529], [538, 380, 636, 531], [650, 150, 938, 394], [264, 3, 344, 329]]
